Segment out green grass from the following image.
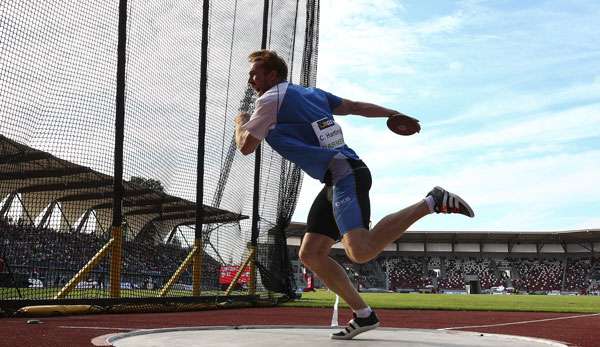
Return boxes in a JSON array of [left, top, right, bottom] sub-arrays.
[[5, 288, 600, 314], [283, 289, 600, 314]]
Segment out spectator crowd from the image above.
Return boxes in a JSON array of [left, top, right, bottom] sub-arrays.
[[383, 255, 598, 294], [3, 219, 599, 295], [0, 219, 221, 291]]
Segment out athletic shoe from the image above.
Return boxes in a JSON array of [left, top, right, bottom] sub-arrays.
[[330, 311, 380, 340], [427, 186, 475, 217]]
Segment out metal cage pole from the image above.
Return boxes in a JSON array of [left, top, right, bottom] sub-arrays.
[[109, 0, 128, 298], [249, 1, 270, 246], [246, 0, 271, 296], [193, 0, 211, 296]]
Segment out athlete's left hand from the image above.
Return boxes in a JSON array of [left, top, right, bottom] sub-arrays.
[[235, 112, 250, 125]]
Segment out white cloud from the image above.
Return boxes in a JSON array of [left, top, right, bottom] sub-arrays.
[[351, 147, 600, 231], [296, 1, 600, 231], [347, 97, 599, 165], [293, 98, 600, 230], [448, 61, 464, 72], [414, 13, 463, 34], [432, 79, 600, 127], [317, 0, 419, 91]]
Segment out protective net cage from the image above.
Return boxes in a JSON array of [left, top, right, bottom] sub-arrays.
[[0, 0, 319, 316]]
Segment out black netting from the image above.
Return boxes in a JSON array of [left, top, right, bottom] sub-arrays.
[[0, 0, 319, 315]]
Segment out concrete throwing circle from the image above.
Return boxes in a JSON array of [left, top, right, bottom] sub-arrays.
[[106, 325, 567, 347]]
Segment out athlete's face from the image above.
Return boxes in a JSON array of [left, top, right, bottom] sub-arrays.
[[248, 61, 277, 96]]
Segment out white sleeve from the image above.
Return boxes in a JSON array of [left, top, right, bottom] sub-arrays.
[[241, 95, 277, 140]]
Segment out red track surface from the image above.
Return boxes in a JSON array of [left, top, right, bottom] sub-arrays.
[[2, 308, 599, 347]]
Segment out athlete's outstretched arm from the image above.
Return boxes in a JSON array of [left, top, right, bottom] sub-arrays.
[[333, 98, 407, 118], [235, 112, 261, 155]]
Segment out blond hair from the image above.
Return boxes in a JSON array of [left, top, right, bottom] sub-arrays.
[[248, 50, 288, 81]]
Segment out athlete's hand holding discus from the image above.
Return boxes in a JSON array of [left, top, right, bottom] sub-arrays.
[[331, 99, 419, 136], [386, 113, 421, 136]]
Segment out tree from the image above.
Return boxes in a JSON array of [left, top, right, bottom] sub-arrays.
[[129, 176, 165, 193]]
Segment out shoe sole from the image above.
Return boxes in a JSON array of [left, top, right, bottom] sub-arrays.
[[330, 322, 380, 340]]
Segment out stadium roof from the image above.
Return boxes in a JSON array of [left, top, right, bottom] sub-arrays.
[[0, 135, 247, 237], [285, 222, 600, 243]]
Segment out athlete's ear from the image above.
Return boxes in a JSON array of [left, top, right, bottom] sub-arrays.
[[268, 69, 280, 84]]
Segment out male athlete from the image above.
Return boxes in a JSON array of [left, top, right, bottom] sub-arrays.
[[235, 50, 474, 340]]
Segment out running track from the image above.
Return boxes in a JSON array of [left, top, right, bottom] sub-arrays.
[[2, 308, 599, 346]]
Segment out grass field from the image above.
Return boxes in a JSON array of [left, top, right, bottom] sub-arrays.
[[283, 289, 600, 314], [4, 288, 600, 314]]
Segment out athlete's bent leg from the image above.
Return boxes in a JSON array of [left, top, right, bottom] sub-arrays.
[[342, 199, 430, 263], [299, 232, 368, 311]]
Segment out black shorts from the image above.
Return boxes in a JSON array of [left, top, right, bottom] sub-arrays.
[[306, 159, 372, 241]]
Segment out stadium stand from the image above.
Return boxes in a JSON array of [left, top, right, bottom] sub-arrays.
[[0, 218, 223, 292], [286, 223, 600, 295]]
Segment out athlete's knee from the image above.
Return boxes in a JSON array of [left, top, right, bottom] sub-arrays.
[[343, 237, 374, 264], [299, 247, 328, 268], [345, 246, 373, 264]]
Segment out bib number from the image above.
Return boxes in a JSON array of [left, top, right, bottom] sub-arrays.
[[311, 117, 346, 149]]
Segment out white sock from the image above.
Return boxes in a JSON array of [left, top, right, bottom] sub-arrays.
[[425, 196, 435, 213], [355, 306, 372, 318]]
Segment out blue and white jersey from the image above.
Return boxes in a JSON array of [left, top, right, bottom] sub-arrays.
[[242, 82, 360, 182]]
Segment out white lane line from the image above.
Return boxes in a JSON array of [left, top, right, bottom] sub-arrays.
[[439, 312, 600, 331], [59, 325, 143, 331]]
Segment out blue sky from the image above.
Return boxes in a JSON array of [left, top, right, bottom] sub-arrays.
[[292, 0, 600, 231]]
